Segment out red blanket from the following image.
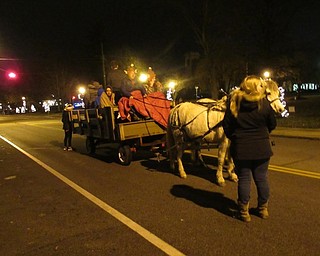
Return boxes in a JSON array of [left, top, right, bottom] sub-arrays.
[[118, 90, 171, 128]]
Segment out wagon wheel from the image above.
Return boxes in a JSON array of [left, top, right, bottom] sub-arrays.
[[117, 145, 132, 166], [86, 137, 96, 154]]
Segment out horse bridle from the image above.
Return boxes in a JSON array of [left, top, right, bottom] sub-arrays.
[[268, 97, 280, 104]]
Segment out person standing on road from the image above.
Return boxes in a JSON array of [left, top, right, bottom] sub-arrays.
[[223, 75, 277, 222], [62, 104, 74, 151]]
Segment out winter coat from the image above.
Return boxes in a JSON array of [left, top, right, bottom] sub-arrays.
[[120, 77, 146, 98], [107, 69, 125, 91], [62, 110, 73, 131], [222, 98, 276, 160]]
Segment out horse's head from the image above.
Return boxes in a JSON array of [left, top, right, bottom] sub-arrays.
[[265, 80, 285, 114], [230, 76, 287, 117]]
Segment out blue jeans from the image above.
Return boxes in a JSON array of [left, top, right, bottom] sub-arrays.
[[234, 158, 270, 205]]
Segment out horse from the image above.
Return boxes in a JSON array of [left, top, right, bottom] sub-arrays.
[[265, 79, 286, 114], [166, 81, 286, 186], [166, 96, 237, 186]]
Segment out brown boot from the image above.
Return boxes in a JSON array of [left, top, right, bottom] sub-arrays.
[[238, 201, 251, 222], [258, 202, 269, 219]]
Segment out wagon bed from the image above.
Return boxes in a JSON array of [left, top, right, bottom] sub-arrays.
[[71, 106, 166, 165]]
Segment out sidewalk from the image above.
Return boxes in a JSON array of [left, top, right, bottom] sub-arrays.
[[271, 127, 320, 140]]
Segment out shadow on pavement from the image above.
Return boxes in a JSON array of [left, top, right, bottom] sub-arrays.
[[170, 184, 238, 218]]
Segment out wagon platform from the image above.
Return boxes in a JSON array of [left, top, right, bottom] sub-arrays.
[[71, 106, 166, 165]]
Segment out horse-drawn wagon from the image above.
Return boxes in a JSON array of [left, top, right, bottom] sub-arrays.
[[71, 106, 166, 165]]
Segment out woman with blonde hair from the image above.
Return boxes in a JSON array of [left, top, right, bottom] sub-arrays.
[[223, 75, 277, 222]]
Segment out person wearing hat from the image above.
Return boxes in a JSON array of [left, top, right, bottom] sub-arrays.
[[223, 75, 277, 222], [61, 104, 74, 151]]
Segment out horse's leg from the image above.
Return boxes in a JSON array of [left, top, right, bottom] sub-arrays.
[[216, 138, 228, 186], [191, 142, 207, 168], [177, 144, 187, 178], [197, 147, 208, 168], [172, 132, 187, 178], [190, 146, 197, 163], [225, 144, 238, 182], [169, 149, 176, 171]]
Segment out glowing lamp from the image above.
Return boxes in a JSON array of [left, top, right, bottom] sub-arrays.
[[78, 87, 86, 94], [168, 81, 177, 90], [7, 71, 17, 79], [263, 71, 271, 80]]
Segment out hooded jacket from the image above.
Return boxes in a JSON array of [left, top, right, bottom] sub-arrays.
[[62, 105, 73, 131], [223, 98, 276, 160]]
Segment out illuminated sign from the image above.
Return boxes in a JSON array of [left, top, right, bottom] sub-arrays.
[[293, 83, 319, 91]]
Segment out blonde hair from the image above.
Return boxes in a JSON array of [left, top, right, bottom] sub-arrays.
[[230, 75, 266, 117]]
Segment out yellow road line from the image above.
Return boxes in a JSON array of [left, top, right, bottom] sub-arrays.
[[201, 152, 320, 180], [0, 135, 185, 256], [269, 165, 320, 179]]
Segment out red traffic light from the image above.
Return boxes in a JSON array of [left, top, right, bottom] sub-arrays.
[[7, 71, 17, 79]]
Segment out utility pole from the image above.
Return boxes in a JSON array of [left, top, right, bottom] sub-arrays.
[[101, 42, 106, 88]]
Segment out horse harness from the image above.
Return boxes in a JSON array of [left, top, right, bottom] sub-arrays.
[[173, 102, 225, 141], [268, 97, 281, 104]]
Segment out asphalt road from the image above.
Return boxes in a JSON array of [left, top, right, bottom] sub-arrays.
[[0, 115, 319, 256]]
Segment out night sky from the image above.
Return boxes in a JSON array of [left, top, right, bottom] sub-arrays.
[[1, 1, 191, 62], [1, 0, 320, 99]]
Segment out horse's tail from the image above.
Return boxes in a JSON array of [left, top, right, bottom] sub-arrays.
[[166, 112, 174, 154], [166, 110, 176, 169]]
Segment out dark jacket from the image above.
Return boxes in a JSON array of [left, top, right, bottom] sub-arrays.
[[120, 77, 146, 98], [107, 69, 125, 91], [222, 98, 276, 160], [62, 110, 72, 131], [94, 88, 105, 108]]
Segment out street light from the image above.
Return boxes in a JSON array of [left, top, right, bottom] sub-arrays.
[[168, 81, 177, 91], [263, 70, 271, 80], [78, 86, 86, 95]]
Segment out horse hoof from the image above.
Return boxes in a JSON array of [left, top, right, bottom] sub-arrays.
[[180, 174, 187, 179]]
